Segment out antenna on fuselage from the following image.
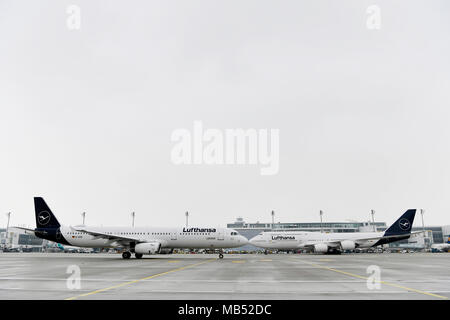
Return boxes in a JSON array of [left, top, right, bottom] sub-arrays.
[[131, 211, 135, 227], [81, 212, 86, 225], [185, 211, 189, 228]]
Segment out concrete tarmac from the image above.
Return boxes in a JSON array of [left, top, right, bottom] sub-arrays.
[[0, 252, 449, 300]]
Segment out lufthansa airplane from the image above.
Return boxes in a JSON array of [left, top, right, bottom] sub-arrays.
[[15, 197, 248, 259], [249, 209, 417, 254], [431, 236, 450, 252]]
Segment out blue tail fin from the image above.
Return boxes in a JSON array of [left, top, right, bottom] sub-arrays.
[[383, 209, 416, 237], [34, 197, 61, 229]]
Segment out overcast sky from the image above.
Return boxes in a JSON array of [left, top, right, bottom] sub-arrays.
[[1, 1, 449, 229]]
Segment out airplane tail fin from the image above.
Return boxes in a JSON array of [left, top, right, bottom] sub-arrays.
[[383, 209, 416, 237], [34, 197, 61, 229]]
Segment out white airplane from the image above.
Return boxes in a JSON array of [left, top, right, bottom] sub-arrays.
[[15, 197, 248, 259], [55, 243, 94, 253], [52, 242, 79, 253], [431, 236, 450, 252], [249, 209, 417, 254]]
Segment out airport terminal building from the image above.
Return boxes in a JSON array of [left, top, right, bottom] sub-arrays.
[[0, 228, 45, 252]]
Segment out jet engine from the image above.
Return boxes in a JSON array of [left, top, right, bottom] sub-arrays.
[[340, 240, 356, 250], [313, 243, 328, 253], [134, 242, 161, 254]]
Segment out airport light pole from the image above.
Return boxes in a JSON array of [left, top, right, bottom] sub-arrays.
[[420, 209, 426, 248], [131, 211, 135, 227], [371, 210, 376, 232], [81, 212, 86, 225], [5, 212, 11, 247], [185, 211, 189, 228], [319, 210, 323, 233], [271, 210, 275, 230], [420, 209, 425, 232]]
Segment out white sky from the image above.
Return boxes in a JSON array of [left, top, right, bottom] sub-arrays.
[[1, 1, 449, 228]]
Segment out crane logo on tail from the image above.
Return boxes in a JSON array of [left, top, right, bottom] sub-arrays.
[[38, 211, 51, 226], [398, 219, 410, 230]]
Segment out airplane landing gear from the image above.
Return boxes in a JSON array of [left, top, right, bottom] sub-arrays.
[[135, 253, 143, 259], [122, 251, 131, 259], [264, 250, 268, 255], [326, 248, 342, 255], [219, 249, 224, 259]]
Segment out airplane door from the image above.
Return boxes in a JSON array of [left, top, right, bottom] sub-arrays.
[[171, 232, 177, 240], [217, 231, 224, 240]]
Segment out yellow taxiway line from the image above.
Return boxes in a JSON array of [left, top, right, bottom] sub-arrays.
[[65, 258, 216, 300], [294, 258, 448, 300]]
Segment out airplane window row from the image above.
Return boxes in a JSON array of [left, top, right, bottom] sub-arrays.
[[106, 232, 214, 236], [68, 231, 216, 236], [105, 232, 171, 236], [101, 232, 213, 236]]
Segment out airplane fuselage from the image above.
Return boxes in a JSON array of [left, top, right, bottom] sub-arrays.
[[36, 226, 247, 249], [250, 231, 409, 250], [431, 243, 450, 251]]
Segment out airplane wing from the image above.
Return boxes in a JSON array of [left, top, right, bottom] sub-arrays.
[[410, 231, 427, 236], [10, 226, 40, 236], [71, 226, 141, 243], [71, 226, 163, 248], [299, 233, 413, 248]]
